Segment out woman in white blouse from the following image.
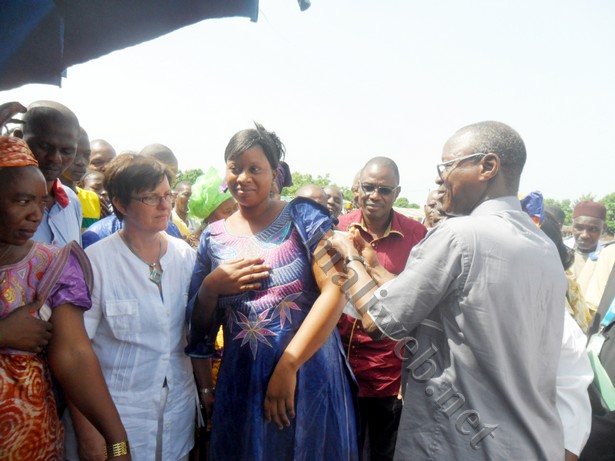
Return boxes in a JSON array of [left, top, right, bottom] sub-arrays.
[[64, 154, 197, 461]]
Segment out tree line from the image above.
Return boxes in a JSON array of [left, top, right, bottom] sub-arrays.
[[176, 168, 613, 234], [545, 192, 615, 235]]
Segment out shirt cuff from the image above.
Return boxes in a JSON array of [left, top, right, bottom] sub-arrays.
[[367, 280, 407, 341]]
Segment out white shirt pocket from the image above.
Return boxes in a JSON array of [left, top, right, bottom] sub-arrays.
[[104, 299, 141, 339]]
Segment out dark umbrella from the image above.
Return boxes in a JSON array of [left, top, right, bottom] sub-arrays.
[[0, 0, 259, 91]]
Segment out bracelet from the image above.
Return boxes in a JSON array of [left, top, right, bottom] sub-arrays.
[[344, 255, 366, 270], [103, 441, 129, 459], [199, 387, 214, 396]]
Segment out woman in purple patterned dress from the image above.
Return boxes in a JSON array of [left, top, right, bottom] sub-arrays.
[[186, 124, 358, 461], [0, 135, 128, 460]]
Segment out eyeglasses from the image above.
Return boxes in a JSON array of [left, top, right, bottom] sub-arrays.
[[436, 153, 486, 180], [130, 192, 175, 207], [359, 182, 400, 196]]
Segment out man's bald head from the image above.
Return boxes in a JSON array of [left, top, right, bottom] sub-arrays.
[[21, 101, 80, 185], [22, 100, 80, 138], [324, 185, 344, 217], [89, 139, 116, 172], [295, 184, 328, 208], [362, 156, 400, 184], [139, 143, 178, 177], [424, 189, 446, 228]]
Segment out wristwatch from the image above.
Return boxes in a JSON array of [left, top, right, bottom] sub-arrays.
[[344, 255, 366, 270]]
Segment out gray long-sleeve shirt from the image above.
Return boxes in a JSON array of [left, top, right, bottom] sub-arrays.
[[368, 196, 566, 461]]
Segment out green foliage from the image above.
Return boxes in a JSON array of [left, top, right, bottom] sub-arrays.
[[600, 192, 615, 235], [286, 171, 422, 210], [544, 193, 615, 235], [285, 172, 352, 201], [342, 189, 354, 202], [174, 165, 614, 234], [394, 197, 420, 209], [544, 198, 573, 226], [574, 193, 596, 205], [175, 168, 204, 187], [394, 197, 410, 208], [285, 172, 331, 196]]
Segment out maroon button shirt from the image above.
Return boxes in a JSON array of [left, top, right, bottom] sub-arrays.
[[337, 209, 427, 397]]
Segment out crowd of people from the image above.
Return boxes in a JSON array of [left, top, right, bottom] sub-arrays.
[[0, 99, 614, 461]]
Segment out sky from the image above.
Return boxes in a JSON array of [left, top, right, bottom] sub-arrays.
[[1, 0, 614, 206]]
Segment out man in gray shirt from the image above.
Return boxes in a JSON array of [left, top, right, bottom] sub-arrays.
[[327, 121, 567, 460]]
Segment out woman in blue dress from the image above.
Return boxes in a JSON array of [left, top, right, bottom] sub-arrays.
[[186, 123, 358, 461]]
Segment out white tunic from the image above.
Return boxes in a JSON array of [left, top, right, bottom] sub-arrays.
[[65, 232, 197, 461]]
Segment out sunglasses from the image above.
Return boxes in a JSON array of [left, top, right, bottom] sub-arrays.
[[360, 182, 399, 196]]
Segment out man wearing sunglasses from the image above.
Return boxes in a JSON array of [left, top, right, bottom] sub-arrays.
[[336, 156, 427, 461], [328, 122, 567, 460]]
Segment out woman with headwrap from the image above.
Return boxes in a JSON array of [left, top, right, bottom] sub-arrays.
[[184, 167, 237, 459], [185, 167, 236, 248], [0, 136, 129, 460]]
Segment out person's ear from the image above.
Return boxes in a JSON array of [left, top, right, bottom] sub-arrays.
[[394, 186, 401, 201], [479, 153, 500, 182], [112, 196, 127, 216]]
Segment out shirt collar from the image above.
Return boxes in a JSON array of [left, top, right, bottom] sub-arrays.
[[52, 180, 70, 208], [470, 196, 522, 216], [347, 209, 404, 240], [578, 242, 605, 261]]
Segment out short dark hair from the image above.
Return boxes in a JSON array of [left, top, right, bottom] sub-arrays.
[[90, 139, 116, 154], [174, 180, 191, 191], [453, 121, 526, 192], [541, 212, 574, 270], [104, 153, 172, 221], [224, 122, 285, 170], [139, 143, 178, 170], [545, 205, 566, 227], [362, 156, 400, 184], [22, 102, 80, 140]]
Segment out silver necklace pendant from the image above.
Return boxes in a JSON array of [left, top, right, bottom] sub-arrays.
[[149, 264, 163, 285]]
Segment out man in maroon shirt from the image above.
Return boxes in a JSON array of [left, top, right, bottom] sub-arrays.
[[337, 157, 427, 461]]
